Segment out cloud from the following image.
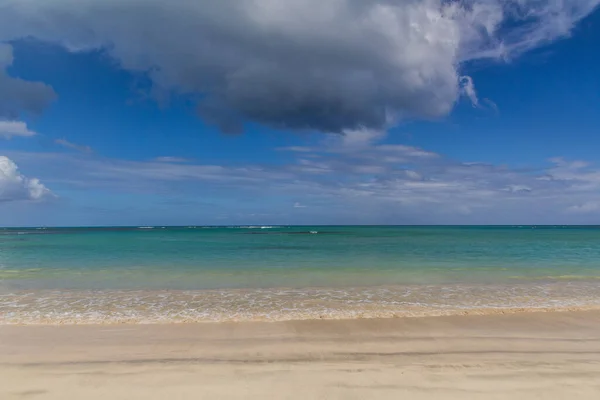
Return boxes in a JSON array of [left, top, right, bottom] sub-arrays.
[[54, 138, 93, 153], [493, 0, 600, 58], [154, 156, 192, 163], [0, 120, 36, 139], [338, 128, 388, 149], [0, 156, 53, 202], [459, 76, 479, 107], [0, 43, 56, 119], [0, 1, 597, 132], [483, 98, 499, 114], [567, 202, 600, 213], [8, 128, 600, 223]]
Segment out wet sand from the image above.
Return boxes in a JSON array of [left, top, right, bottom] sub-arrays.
[[2, 311, 600, 399]]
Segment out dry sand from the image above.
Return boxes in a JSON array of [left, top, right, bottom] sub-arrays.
[[2, 311, 600, 399]]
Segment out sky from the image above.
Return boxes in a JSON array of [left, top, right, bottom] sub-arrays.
[[1, 0, 600, 226]]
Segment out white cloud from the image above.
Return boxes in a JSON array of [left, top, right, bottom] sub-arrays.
[[0, 156, 52, 202], [459, 76, 479, 107], [0, 120, 36, 139], [154, 156, 191, 163], [8, 126, 600, 224], [55, 138, 93, 153], [276, 146, 313, 153], [0, 1, 597, 132], [338, 128, 388, 149], [504, 184, 532, 193], [567, 202, 600, 213]]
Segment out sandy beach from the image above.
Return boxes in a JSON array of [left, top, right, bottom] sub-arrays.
[[2, 311, 600, 399]]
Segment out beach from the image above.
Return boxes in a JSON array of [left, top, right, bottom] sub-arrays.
[[4, 226, 600, 325], [3, 226, 600, 397], [3, 311, 600, 399]]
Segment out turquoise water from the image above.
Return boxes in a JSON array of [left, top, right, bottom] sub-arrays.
[[2, 226, 600, 323]]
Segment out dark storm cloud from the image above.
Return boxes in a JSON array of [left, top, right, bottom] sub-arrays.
[[0, 1, 597, 132], [0, 44, 56, 118]]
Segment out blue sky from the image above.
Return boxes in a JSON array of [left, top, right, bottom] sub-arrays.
[[1, 0, 600, 226]]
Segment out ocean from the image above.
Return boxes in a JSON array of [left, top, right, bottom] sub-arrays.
[[2, 225, 600, 324]]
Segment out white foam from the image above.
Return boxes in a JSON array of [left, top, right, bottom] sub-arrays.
[[2, 281, 600, 325]]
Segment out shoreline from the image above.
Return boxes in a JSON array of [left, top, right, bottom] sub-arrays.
[[4, 304, 600, 326], [4, 280, 600, 325], [3, 310, 600, 398]]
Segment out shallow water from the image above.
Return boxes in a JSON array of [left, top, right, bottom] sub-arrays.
[[2, 226, 600, 324]]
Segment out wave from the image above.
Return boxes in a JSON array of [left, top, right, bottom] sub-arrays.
[[237, 226, 277, 229], [3, 282, 600, 325]]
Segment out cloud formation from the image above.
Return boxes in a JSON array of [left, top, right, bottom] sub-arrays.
[[0, 120, 36, 139], [0, 156, 52, 202], [0, 43, 56, 119], [459, 76, 479, 108], [7, 130, 600, 223], [55, 138, 93, 153], [154, 156, 192, 163], [0, 1, 598, 132]]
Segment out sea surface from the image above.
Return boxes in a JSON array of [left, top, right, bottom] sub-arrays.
[[2, 226, 600, 324]]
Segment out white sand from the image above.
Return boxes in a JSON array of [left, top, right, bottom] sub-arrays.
[[2, 311, 600, 399]]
